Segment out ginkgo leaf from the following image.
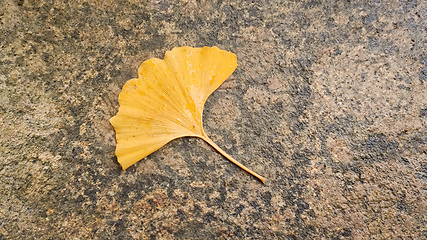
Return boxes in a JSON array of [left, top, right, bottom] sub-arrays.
[[110, 46, 265, 183]]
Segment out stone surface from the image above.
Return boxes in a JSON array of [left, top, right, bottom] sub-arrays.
[[1, 0, 426, 239]]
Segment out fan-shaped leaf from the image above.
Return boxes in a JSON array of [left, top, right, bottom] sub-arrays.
[[110, 46, 265, 183]]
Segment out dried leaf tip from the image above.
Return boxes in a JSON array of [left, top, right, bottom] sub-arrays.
[[110, 46, 266, 183]]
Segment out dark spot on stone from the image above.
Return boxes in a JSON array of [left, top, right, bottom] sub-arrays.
[[420, 107, 427, 117], [76, 194, 84, 203], [84, 188, 98, 202], [327, 17, 336, 28], [342, 228, 351, 237], [285, 234, 297, 240], [293, 57, 316, 74], [249, 200, 259, 209], [402, 0, 418, 12], [203, 212, 216, 224], [215, 184, 226, 204], [354, 134, 399, 163], [417, 162, 427, 181], [291, 121, 307, 133], [283, 184, 302, 206], [260, 140, 285, 167], [294, 12, 311, 29], [125, 45, 139, 56], [420, 66, 427, 81], [364, 11, 377, 25], [70, 30, 80, 40], [261, 191, 272, 207], [369, 36, 379, 49], [72, 146, 83, 157], [397, 194, 411, 213], [193, 204, 202, 216], [222, 7, 240, 33], [233, 227, 243, 238], [42, 52, 50, 62], [295, 198, 309, 221], [233, 205, 244, 217], [133, 11, 150, 25], [291, 152, 311, 167], [271, 101, 284, 113], [78, 2, 91, 15], [397, 84, 410, 91], [16, 0, 24, 6], [176, 209, 186, 222], [399, 157, 410, 165], [113, 219, 125, 232]]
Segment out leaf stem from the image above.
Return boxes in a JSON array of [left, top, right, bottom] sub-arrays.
[[198, 134, 266, 184]]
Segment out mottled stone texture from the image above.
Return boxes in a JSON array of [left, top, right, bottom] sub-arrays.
[[1, 0, 426, 239]]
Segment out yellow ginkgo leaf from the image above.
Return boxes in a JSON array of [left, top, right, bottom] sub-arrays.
[[110, 46, 265, 183]]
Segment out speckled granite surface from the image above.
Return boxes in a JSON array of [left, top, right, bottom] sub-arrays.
[[1, 0, 426, 239]]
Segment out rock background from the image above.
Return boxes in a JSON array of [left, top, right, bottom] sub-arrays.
[[1, 0, 426, 239]]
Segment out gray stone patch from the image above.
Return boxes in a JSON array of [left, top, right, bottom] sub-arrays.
[[1, 0, 426, 239]]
